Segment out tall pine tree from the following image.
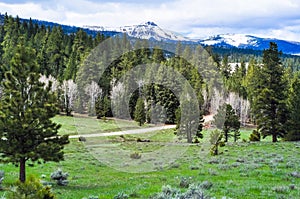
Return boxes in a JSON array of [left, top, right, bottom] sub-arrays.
[[0, 40, 69, 182], [285, 72, 300, 141], [253, 42, 288, 142], [134, 98, 146, 126], [213, 104, 240, 142]]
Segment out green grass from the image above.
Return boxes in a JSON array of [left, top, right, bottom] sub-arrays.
[[52, 115, 153, 135], [1, 117, 300, 199]]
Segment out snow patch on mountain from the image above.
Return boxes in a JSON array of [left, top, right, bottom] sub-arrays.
[[200, 34, 258, 47], [83, 21, 300, 55], [84, 21, 192, 42]]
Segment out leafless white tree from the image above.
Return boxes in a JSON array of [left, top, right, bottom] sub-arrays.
[[85, 81, 102, 116], [111, 80, 129, 119], [210, 87, 225, 114], [240, 98, 250, 126], [62, 79, 78, 116], [226, 92, 250, 126], [39, 75, 58, 92]]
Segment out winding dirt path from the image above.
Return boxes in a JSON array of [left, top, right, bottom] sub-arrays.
[[69, 115, 214, 139], [69, 125, 176, 138]]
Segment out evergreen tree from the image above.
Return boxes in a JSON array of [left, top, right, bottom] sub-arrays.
[[220, 55, 231, 79], [213, 104, 240, 142], [253, 42, 288, 142], [285, 72, 300, 141], [249, 129, 261, 141], [1, 15, 20, 69], [209, 130, 223, 156], [176, 95, 204, 143], [64, 29, 88, 81], [0, 41, 69, 182], [134, 98, 146, 126], [152, 47, 165, 63], [96, 95, 111, 119], [45, 26, 65, 79], [244, 58, 263, 122], [233, 129, 241, 142], [154, 64, 180, 124], [36, 27, 49, 76]]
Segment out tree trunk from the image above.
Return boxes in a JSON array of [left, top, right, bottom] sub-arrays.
[[224, 131, 228, 142], [187, 134, 192, 143], [272, 134, 277, 142], [66, 110, 72, 116], [19, 157, 26, 183], [187, 124, 192, 143], [214, 145, 218, 155]]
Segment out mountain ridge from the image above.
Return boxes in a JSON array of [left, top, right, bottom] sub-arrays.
[[1, 13, 300, 55], [84, 21, 193, 42], [199, 33, 300, 55], [83, 21, 300, 55]]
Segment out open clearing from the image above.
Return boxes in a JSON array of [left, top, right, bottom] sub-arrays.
[[1, 116, 300, 199]]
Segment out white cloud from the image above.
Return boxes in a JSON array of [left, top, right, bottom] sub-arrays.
[[0, 2, 66, 23], [1, 0, 300, 41]]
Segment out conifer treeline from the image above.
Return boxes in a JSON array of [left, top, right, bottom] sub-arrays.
[[0, 14, 106, 82], [1, 14, 300, 142]]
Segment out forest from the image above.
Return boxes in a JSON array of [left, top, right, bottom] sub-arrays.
[[0, 14, 300, 143]]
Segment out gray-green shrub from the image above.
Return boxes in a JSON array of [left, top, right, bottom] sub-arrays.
[[82, 196, 99, 199], [179, 177, 191, 188], [151, 184, 209, 199], [0, 170, 4, 190], [113, 192, 129, 199], [50, 169, 69, 186]]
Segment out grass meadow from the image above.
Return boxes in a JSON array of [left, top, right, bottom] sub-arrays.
[[1, 116, 300, 198]]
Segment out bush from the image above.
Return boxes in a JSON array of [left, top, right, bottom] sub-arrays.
[[199, 181, 213, 190], [130, 152, 141, 159], [181, 184, 208, 199], [8, 175, 55, 199], [285, 133, 300, 141], [151, 184, 209, 199], [190, 165, 200, 170], [249, 130, 260, 141], [150, 185, 180, 199], [0, 193, 6, 199], [290, 171, 300, 178], [193, 138, 200, 143], [0, 170, 4, 190], [82, 196, 99, 199], [79, 136, 86, 142], [179, 177, 191, 188], [50, 169, 69, 186], [113, 192, 129, 199], [272, 186, 289, 193]]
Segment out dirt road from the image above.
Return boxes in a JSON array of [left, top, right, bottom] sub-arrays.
[[69, 115, 214, 139]]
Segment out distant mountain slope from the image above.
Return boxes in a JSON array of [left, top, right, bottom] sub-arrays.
[[0, 13, 119, 38], [84, 21, 193, 42], [1, 13, 300, 55], [84, 22, 300, 55], [199, 34, 300, 55]]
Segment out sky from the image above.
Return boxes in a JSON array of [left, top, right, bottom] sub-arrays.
[[1, 0, 300, 41]]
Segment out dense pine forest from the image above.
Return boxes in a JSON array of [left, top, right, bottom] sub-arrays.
[[0, 13, 300, 143], [1, 12, 300, 199]]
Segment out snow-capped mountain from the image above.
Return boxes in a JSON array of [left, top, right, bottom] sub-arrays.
[[84, 21, 193, 42], [84, 22, 300, 55], [2, 12, 299, 55], [200, 34, 259, 47], [198, 34, 300, 55]]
